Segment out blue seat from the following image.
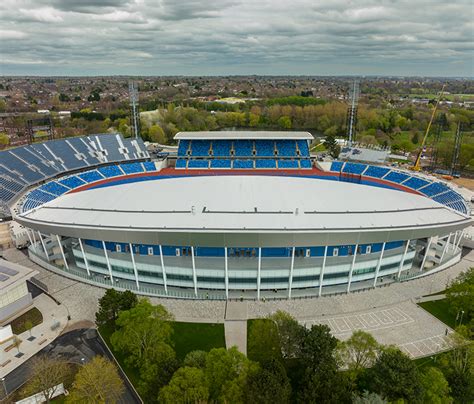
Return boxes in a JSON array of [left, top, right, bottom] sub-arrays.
[[420, 182, 449, 197], [176, 159, 187, 168], [384, 171, 410, 184], [330, 161, 344, 172], [212, 141, 231, 157], [256, 159, 276, 169], [188, 160, 209, 168], [120, 162, 144, 174], [234, 140, 253, 157], [78, 171, 104, 183], [98, 165, 123, 178], [58, 176, 85, 189], [210, 159, 231, 169], [233, 159, 253, 169], [143, 162, 156, 172], [278, 160, 299, 169], [40, 182, 69, 196], [297, 140, 310, 156], [300, 159, 312, 169], [177, 140, 190, 156], [403, 176, 430, 190], [255, 140, 275, 157], [343, 162, 367, 175], [363, 165, 391, 178], [190, 140, 211, 157]]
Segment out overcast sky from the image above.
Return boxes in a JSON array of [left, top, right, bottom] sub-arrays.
[[0, 0, 472, 76]]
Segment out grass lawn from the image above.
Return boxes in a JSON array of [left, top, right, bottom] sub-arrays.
[[417, 299, 466, 329], [97, 322, 141, 387], [413, 351, 448, 370], [171, 322, 225, 360], [10, 307, 43, 335]]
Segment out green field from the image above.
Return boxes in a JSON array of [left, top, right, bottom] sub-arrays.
[[171, 322, 226, 360], [417, 299, 466, 329], [407, 93, 474, 101]]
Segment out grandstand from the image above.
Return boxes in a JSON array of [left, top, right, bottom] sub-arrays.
[[5, 131, 472, 300], [0, 133, 149, 205], [174, 131, 313, 170]]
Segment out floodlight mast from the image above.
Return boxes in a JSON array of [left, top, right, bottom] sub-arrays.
[[129, 81, 140, 139], [347, 79, 359, 147]]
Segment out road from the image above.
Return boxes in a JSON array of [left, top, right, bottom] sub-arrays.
[[1, 328, 141, 403]]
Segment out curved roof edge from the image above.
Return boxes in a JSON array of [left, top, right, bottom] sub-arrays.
[[173, 131, 314, 140]]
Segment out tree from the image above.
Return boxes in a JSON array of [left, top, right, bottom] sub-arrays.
[[446, 267, 474, 324], [352, 390, 387, 404], [337, 330, 380, 374], [24, 320, 34, 338], [204, 347, 253, 403], [324, 135, 340, 159], [148, 124, 166, 144], [278, 116, 292, 129], [368, 348, 422, 402], [67, 356, 124, 403], [269, 310, 305, 359], [95, 289, 138, 326], [22, 356, 71, 403], [419, 367, 452, 404], [248, 319, 282, 364], [183, 350, 208, 369], [158, 367, 209, 404], [0, 132, 9, 146], [245, 359, 291, 404], [440, 327, 474, 403]]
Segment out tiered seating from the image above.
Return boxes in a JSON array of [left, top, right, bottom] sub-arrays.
[[212, 140, 231, 157], [46, 140, 87, 169], [29, 189, 55, 203], [190, 140, 211, 157], [330, 161, 344, 172], [300, 160, 312, 169], [234, 160, 253, 169], [234, 140, 253, 157], [256, 159, 276, 169], [78, 171, 104, 183], [177, 140, 190, 155], [58, 176, 85, 189], [12, 146, 58, 177], [210, 160, 231, 169], [188, 160, 209, 169], [176, 159, 187, 169], [98, 165, 123, 178], [143, 162, 156, 172], [297, 140, 309, 156], [276, 140, 295, 157], [92, 134, 123, 161], [278, 160, 299, 169], [433, 190, 463, 205], [403, 176, 430, 190], [120, 162, 144, 174], [255, 140, 275, 157], [40, 182, 69, 196], [420, 182, 449, 197], [342, 162, 367, 175], [363, 165, 390, 178], [66, 137, 100, 165], [1, 152, 44, 184], [384, 171, 410, 184]]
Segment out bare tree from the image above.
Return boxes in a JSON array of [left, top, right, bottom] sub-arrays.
[[21, 356, 71, 403]]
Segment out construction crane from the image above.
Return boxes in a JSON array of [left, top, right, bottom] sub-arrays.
[[411, 84, 445, 171]]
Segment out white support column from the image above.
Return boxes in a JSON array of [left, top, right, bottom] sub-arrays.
[[288, 247, 295, 299], [455, 230, 464, 251], [318, 246, 328, 297], [102, 241, 113, 283], [373, 242, 386, 287], [129, 243, 139, 290], [397, 240, 410, 279], [78, 238, 90, 276], [420, 237, 433, 272], [31, 230, 37, 251], [346, 244, 358, 293], [38, 231, 49, 261], [224, 247, 229, 299], [451, 231, 458, 252], [26, 230, 37, 253], [191, 246, 197, 296], [257, 248, 262, 300], [439, 234, 451, 264], [56, 235, 69, 270], [159, 245, 167, 294]]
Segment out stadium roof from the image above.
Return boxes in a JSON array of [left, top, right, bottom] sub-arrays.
[[17, 175, 471, 246], [174, 131, 313, 140]]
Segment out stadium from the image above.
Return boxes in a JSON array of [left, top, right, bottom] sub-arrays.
[[2, 131, 472, 300]]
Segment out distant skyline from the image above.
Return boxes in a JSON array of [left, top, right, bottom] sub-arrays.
[[1, 0, 473, 77]]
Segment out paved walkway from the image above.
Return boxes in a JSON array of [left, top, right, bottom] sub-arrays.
[[0, 293, 68, 378], [1, 248, 473, 360]]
